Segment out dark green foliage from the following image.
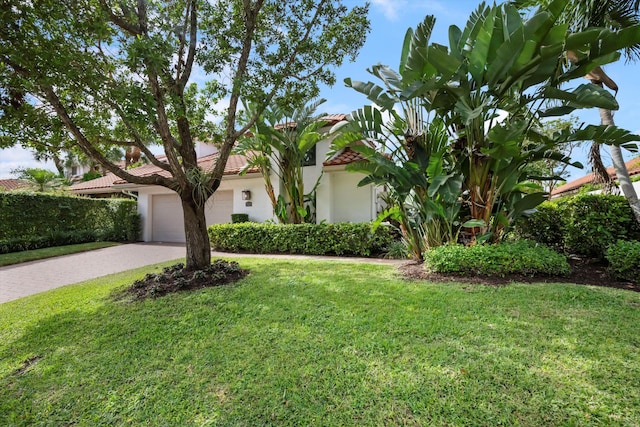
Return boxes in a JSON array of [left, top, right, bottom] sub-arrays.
[[0, 193, 139, 253], [424, 241, 570, 277], [516, 194, 640, 258], [208, 222, 394, 257], [562, 195, 640, 257], [230, 213, 249, 224], [82, 171, 102, 182], [606, 240, 640, 282], [514, 203, 566, 250]]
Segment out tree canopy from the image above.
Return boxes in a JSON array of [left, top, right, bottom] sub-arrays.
[[0, 0, 370, 268]]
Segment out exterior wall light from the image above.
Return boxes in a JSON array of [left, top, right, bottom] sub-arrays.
[[242, 190, 252, 200]]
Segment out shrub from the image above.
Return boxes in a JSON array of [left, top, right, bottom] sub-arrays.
[[384, 241, 409, 259], [0, 192, 139, 253], [424, 240, 570, 277], [513, 202, 565, 250], [514, 194, 640, 258], [606, 240, 640, 282], [208, 222, 394, 257], [561, 194, 640, 257], [231, 213, 249, 223]]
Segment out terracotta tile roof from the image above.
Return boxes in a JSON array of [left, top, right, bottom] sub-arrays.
[[274, 114, 347, 130], [111, 153, 258, 185], [0, 179, 29, 191], [69, 173, 122, 192], [552, 156, 640, 196], [323, 147, 367, 166]]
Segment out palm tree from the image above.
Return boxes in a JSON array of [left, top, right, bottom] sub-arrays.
[[515, 0, 640, 222], [13, 168, 64, 192]]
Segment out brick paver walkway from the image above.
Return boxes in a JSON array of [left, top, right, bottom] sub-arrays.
[[0, 243, 186, 304]]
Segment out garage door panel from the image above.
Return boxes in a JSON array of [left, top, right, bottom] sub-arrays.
[[152, 194, 184, 242], [152, 191, 233, 243]]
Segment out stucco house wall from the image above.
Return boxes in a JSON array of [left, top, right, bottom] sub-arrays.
[[70, 116, 380, 243]]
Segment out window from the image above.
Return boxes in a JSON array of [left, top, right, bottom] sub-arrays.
[[302, 146, 316, 167]]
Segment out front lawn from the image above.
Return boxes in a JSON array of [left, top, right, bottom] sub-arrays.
[[0, 242, 120, 267], [1, 259, 639, 426]]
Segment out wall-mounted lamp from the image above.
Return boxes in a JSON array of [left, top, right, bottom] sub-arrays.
[[242, 190, 252, 201]]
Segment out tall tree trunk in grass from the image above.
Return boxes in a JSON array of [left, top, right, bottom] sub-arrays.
[[590, 74, 640, 223], [181, 194, 211, 270], [598, 105, 640, 222]]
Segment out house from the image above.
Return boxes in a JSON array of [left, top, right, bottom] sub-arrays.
[[0, 179, 30, 192], [551, 156, 640, 198], [70, 115, 380, 242]]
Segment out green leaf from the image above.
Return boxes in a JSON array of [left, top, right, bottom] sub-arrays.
[[344, 78, 396, 111], [462, 219, 486, 228]]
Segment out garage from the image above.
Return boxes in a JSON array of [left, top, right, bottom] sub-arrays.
[[151, 191, 233, 242]]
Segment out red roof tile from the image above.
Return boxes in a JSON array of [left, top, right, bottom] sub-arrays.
[[552, 156, 640, 196], [323, 147, 367, 167], [69, 173, 121, 192], [0, 179, 29, 191], [111, 153, 258, 185]]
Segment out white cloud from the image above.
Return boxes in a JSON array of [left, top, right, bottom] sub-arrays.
[[0, 147, 56, 179], [372, 0, 406, 22]]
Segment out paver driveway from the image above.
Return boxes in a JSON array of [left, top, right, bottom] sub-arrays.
[[0, 243, 186, 304]]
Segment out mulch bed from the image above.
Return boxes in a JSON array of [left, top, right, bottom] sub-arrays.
[[399, 257, 640, 292], [116, 259, 249, 300]]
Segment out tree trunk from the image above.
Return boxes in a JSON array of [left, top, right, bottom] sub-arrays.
[[181, 195, 211, 270], [600, 108, 640, 223]]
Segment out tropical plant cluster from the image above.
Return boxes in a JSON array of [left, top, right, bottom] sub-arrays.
[[424, 240, 571, 277], [0, 193, 139, 253], [208, 222, 393, 256], [606, 240, 640, 281], [332, 0, 640, 260], [515, 194, 640, 258], [235, 99, 328, 224]]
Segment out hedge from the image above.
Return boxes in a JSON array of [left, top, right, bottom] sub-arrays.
[[208, 222, 394, 257], [0, 192, 140, 253], [606, 240, 640, 282], [515, 194, 640, 258], [424, 240, 571, 277]]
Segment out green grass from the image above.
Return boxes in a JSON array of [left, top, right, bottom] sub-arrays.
[[1, 259, 640, 426], [0, 242, 120, 266]]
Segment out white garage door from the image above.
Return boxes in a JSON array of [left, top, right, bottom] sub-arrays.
[[152, 191, 233, 242]]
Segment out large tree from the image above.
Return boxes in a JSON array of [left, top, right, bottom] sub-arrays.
[[515, 0, 640, 222], [0, 0, 369, 269]]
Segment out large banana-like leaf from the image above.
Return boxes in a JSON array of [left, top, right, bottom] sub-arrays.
[[566, 124, 640, 146], [344, 78, 396, 111], [542, 84, 619, 110], [468, 6, 496, 84]]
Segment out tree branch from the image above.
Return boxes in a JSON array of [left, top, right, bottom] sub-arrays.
[[177, 0, 198, 89], [41, 85, 174, 188]]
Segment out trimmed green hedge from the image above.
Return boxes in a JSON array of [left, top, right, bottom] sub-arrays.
[[515, 194, 640, 258], [0, 192, 140, 253], [231, 213, 249, 224], [606, 240, 640, 282], [208, 222, 394, 257], [424, 240, 571, 277]]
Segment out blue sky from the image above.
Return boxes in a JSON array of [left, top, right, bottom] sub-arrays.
[[1, 0, 639, 179]]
